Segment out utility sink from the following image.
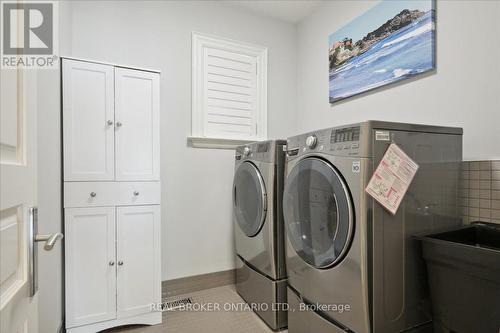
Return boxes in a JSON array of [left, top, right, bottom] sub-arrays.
[[427, 223, 500, 251], [417, 222, 500, 333]]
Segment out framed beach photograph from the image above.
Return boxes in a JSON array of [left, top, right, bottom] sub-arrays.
[[329, 0, 436, 103]]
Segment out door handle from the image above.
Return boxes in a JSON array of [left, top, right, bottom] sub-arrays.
[[29, 207, 64, 297], [34, 233, 64, 251]]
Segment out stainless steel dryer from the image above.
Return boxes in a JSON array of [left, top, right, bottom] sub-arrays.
[[233, 140, 287, 330], [283, 121, 463, 333]]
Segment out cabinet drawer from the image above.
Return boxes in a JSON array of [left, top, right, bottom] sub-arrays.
[[64, 182, 160, 208]]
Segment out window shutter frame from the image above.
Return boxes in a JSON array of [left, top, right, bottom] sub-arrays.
[[192, 32, 268, 145]]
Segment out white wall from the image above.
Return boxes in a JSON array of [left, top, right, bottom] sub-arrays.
[[36, 70, 63, 333], [296, 0, 500, 160], [36, 2, 72, 332], [63, 0, 297, 280]]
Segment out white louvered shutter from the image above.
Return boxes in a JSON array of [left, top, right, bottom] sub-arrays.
[[192, 33, 267, 143], [204, 48, 257, 139]]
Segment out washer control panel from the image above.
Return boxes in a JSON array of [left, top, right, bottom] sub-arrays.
[[330, 126, 360, 144], [329, 126, 361, 153], [305, 135, 318, 149], [287, 125, 362, 158]]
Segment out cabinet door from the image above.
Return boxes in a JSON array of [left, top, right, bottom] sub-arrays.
[[65, 207, 116, 328], [115, 68, 160, 181], [116, 205, 161, 318], [62, 59, 115, 181]]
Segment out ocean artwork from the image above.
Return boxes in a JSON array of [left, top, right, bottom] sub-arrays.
[[329, 0, 435, 103]]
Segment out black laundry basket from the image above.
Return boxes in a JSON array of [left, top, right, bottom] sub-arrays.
[[417, 222, 500, 333]]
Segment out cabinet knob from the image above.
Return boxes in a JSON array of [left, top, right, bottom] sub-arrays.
[[115, 122, 122, 128], [107, 120, 113, 126], [117, 261, 124, 266], [90, 192, 97, 198], [133, 191, 139, 196], [109, 261, 115, 266]]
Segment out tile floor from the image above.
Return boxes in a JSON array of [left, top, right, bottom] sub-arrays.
[[105, 285, 286, 333]]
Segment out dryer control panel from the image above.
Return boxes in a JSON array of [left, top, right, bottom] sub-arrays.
[[235, 140, 286, 164]]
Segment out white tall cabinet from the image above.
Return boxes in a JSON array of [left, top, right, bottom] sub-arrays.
[[62, 58, 162, 332]]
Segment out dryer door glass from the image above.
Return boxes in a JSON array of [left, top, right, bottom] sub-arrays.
[[284, 157, 353, 268], [233, 161, 267, 237]]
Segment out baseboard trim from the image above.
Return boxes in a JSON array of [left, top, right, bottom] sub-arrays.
[[163, 269, 235, 298]]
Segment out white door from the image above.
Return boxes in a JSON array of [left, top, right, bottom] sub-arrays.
[[114, 68, 160, 181], [65, 207, 116, 327], [0, 68, 38, 332], [62, 59, 115, 181], [116, 205, 161, 318]]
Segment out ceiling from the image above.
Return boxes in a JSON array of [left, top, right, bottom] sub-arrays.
[[226, 0, 324, 24]]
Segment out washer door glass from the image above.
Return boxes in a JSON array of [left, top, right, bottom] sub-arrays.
[[233, 161, 267, 237], [284, 157, 353, 268]]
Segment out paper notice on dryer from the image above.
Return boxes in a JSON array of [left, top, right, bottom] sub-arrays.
[[365, 143, 419, 215]]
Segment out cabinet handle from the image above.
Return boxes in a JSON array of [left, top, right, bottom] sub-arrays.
[[109, 261, 115, 266], [117, 261, 124, 266], [115, 122, 122, 128], [133, 191, 139, 196], [107, 120, 114, 126], [90, 192, 97, 198]]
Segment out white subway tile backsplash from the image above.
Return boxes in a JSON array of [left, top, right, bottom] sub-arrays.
[[469, 198, 480, 208], [480, 199, 491, 209], [479, 190, 491, 199], [461, 160, 500, 225], [470, 161, 481, 170], [479, 171, 491, 180], [492, 191, 500, 200], [479, 180, 491, 189], [470, 171, 480, 180], [479, 161, 491, 170], [469, 189, 479, 198], [469, 207, 480, 218], [480, 209, 491, 219]]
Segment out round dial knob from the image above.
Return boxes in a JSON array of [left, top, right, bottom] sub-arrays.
[[305, 135, 318, 149], [243, 147, 251, 157]]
